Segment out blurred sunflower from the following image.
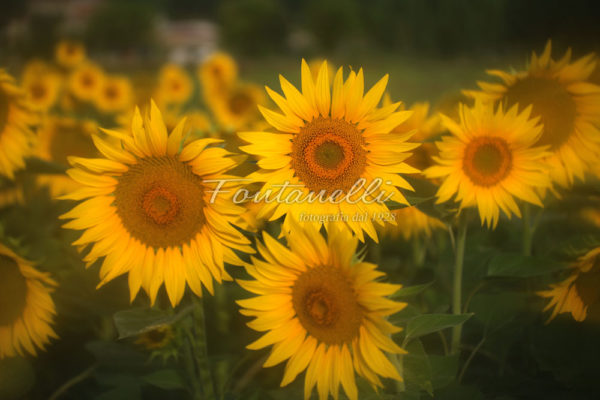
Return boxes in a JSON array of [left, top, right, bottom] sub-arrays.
[[425, 101, 550, 228], [208, 83, 264, 130], [382, 206, 445, 240], [60, 101, 253, 306], [239, 60, 418, 242], [55, 40, 86, 69], [199, 52, 238, 98], [0, 70, 37, 179], [156, 64, 193, 106], [237, 224, 406, 400], [135, 325, 174, 350], [36, 117, 98, 197], [465, 41, 600, 188], [538, 247, 600, 322], [0, 243, 58, 358], [23, 72, 61, 112], [96, 76, 134, 114], [69, 62, 104, 102]]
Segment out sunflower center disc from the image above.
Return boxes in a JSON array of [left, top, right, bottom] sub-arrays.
[[30, 82, 47, 101], [229, 91, 253, 114], [504, 77, 577, 150], [292, 265, 363, 345], [0, 254, 28, 325], [81, 73, 94, 88], [105, 85, 118, 100], [0, 89, 9, 132], [114, 156, 206, 249], [49, 124, 97, 166], [463, 137, 512, 187], [292, 117, 366, 194]]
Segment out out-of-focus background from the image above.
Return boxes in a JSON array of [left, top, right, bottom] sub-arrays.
[[2, 0, 599, 103]]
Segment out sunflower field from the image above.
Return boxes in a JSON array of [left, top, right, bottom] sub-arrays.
[[1, 1, 600, 399]]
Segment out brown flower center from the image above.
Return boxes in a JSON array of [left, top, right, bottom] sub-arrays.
[[48, 123, 97, 166], [114, 156, 206, 249], [104, 85, 119, 100], [292, 117, 366, 194], [0, 254, 28, 325], [504, 76, 576, 150], [463, 136, 512, 187], [30, 82, 47, 100], [81, 73, 95, 88], [228, 91, 253, 115], [292, 265, 363, 345]]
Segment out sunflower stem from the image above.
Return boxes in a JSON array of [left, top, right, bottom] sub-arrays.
[[451, 213, 468, 355], [522, 203, 532, 256], [191, 296, 217, 400]]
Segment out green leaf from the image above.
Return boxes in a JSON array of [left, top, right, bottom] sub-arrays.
[[0, 357, 35, 400], [403, 339, 434, 396], [392, 282, 433, 298], [404, 313, 472, 343], [487, 253, 567, 278], [429, 354, 459, 389], [113, 307, 188, 339], [142, 369, 185, 390]]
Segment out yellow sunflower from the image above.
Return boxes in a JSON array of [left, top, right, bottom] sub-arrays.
[[199, 52, 238, 98], [0, 243, 58, 358], [55, 40, 86, 69], [60, 101, 253, 306], [156, 64, 193, 106], [382, 206, 445, 240], [238, 60, 419, 242], [538, 247, 600, 322], [308, 58, 335, 83], [135, 325, 174, 350], [22, 64, 62, 112], [465, 41, 600, 188], [0, 70, 37, 179], [96, 76, 134, 114], [425, 101, 551, 228], [237, 223, 406, 400], [208, 83, 264, 130], [36, 117, 99, 197], [69, 62, 105, 102]]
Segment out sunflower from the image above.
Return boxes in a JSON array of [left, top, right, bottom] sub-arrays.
[[55, 40, 86, 69], [425, 101, 551, 228], [208, 83, 264, 130], [538, 247, 600, 322], [382, 206, 445, 240], [308, 58, 335, 83], [96, 76, 134, 114], [0, 243, 58, 358], [464, 41, 600, 188], [60, 101, 253, 306], [237, 223, 406, 400], [22, 63, 62, 112], [135, 325, 175, 350], [199, 52, 238, 98], [36, 117, 99, 197], [238, 60, 418, 242], [156, 64, 193, 106], [0, 70, 37, 179], [69, 62, 105, 102]]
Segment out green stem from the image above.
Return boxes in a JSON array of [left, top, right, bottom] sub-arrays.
[[191, 296, 217, 400], [522, 203, 532, 256], [451, 214, 468, 355], [182, 335, 203, 400]]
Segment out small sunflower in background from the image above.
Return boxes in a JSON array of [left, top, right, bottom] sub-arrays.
[[69, 62, 105, 103], [96, 76, 134, 114], [208, 83, 264, 130], [0, 70, 37, 180], [55, 40, 86, 69], [239, 60, 419, 242], [425, 101, 550, 228], [60, 101, 253, 307], [156, 64, 193, 106], [237, 223, 406, 400], [538, 247, 600, 322], [199, 52, 238, 98], [135, 325, 175, 350], [0, 243, 58, 358], [22, 65, 62, 112], [36, 117, 99, 197], [382, 206, 445, 240], [465, 41, 600, 188]]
